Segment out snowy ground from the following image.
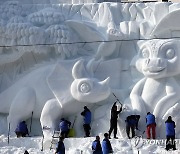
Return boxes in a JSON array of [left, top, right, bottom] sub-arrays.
[[0, 134, 180, 154]]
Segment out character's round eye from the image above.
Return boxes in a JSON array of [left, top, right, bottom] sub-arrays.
[[79, 82, 91, 93], [142, 49, 149, 58], [166, 49, 175, 59]]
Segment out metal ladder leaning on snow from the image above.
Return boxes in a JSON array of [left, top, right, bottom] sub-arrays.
[[50, 130, 61, 150]]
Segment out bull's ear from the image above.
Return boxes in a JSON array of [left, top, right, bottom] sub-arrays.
[[65, 20, 104, 51], [72, 59, 88, 79], [47, 59, 76, 106]]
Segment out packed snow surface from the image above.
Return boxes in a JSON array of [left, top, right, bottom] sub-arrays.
[[0, 135, 180, 154]]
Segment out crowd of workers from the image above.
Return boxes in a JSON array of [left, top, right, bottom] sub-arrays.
[[15, 102, 177, 154]]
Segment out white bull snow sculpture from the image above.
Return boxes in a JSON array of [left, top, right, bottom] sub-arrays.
[[0, 59, 110, 138]]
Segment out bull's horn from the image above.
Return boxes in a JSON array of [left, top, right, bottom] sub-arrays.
[[72, 59, 88, 79], [99, 77, 110, 85], [86, 58, 95, 77]]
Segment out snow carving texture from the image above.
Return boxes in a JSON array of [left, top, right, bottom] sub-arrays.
[[28, 8, 64, 26]]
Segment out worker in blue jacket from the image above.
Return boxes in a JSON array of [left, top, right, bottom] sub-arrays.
[[92, 135, 102, 154], [165, 116, 176, 151], [146, 112, 156, 139], [102, 133, 113, 154], [59, 118, 71, 138], [55, 136, 65, 154], [81, 106, 91, 137], [15, 121, 29, 137]]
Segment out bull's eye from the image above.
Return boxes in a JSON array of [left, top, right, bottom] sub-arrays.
[[79, 82, 91, 93], [142, 49, 149, 58], [166, 49, 175, 59]]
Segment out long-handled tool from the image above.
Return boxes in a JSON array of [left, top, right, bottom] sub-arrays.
[[29, 111, 33, 135], [41, 134, 44, 151], [112, 92, 123, 106], [7, 123, 10, 144], [136, 128, 146, 135]]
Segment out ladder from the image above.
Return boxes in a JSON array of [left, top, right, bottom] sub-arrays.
[[50, 130, 61, 150]]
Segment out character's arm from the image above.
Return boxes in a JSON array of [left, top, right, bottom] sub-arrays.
[[130, 78, 147, 114], [153, 78, 180, 118]]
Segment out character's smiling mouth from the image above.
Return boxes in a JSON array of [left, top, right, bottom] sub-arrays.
[[143, 67, 165, 73]]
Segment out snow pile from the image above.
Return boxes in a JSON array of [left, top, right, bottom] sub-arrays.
[[0, 135, 180, 154]]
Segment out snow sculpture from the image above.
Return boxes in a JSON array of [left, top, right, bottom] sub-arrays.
[[2, 0, 180, 141], [0, 59, 110, 137], [130, 39, 180, 137]]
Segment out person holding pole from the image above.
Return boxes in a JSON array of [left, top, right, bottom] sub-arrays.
[[108, 102, 122, 139]]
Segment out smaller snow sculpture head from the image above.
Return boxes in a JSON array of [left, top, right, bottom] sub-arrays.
[[135, 39, 180, 79], [71, 59, 110, 103]]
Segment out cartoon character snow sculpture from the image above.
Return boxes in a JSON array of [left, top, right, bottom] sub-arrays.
[[41, 59, 111, 139], [130, 39, 180, 137], [0, 59, 110, 138]]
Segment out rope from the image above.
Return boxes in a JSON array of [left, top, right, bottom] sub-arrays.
[[0, 37, 179, 48]]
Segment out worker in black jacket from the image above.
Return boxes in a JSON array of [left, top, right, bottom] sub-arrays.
[[108, 102, 122, 139]]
